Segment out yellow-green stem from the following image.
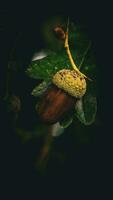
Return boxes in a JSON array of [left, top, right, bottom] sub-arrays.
[[64, 30, 91, 80]]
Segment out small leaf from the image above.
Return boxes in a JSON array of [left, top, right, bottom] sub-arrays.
[[75, 94, 97, 125], [32, 49, 53, 61], [59, 115, 73, 128], [51, 122, 64, 137], [31, 81, 51, 97]]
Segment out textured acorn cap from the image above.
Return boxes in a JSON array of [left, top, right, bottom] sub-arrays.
[[52, 69, 86, 98]]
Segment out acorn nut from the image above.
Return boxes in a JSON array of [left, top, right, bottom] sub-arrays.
[[37, 69, 86, 124]]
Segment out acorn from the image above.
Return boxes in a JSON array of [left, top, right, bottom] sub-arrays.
[[36, 23, 89, 124], [37, 69, 86, 124]]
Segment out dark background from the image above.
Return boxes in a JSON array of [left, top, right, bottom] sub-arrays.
[[0, 1, 112, 198]]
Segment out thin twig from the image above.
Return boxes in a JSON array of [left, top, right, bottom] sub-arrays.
[[79, 41, 91, 70], [64, 19, 90, 80]]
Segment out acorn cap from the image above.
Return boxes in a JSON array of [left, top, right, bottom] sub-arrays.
[[52, 69, 86, 98]]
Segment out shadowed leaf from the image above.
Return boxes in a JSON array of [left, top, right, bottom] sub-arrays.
[[31, 81, 51, 97], [75, 94, 97, 125]]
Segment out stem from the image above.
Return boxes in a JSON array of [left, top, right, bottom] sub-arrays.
[[37, 122, 63, 170], [39, 131, 53, 162], [64, 25, 91, 80], [64, 31, 79, 72], [38, 125, 54, 168]]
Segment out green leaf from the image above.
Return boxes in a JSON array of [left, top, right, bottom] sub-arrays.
[[59, 114, 73, 128], [26, 51, 72, 81], [26, 45, 96, 83], [75, 94, 97, 125], [31, 81, 51, 97]]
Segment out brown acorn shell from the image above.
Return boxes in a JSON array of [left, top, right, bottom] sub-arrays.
[[37, 84, 75, 124]]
